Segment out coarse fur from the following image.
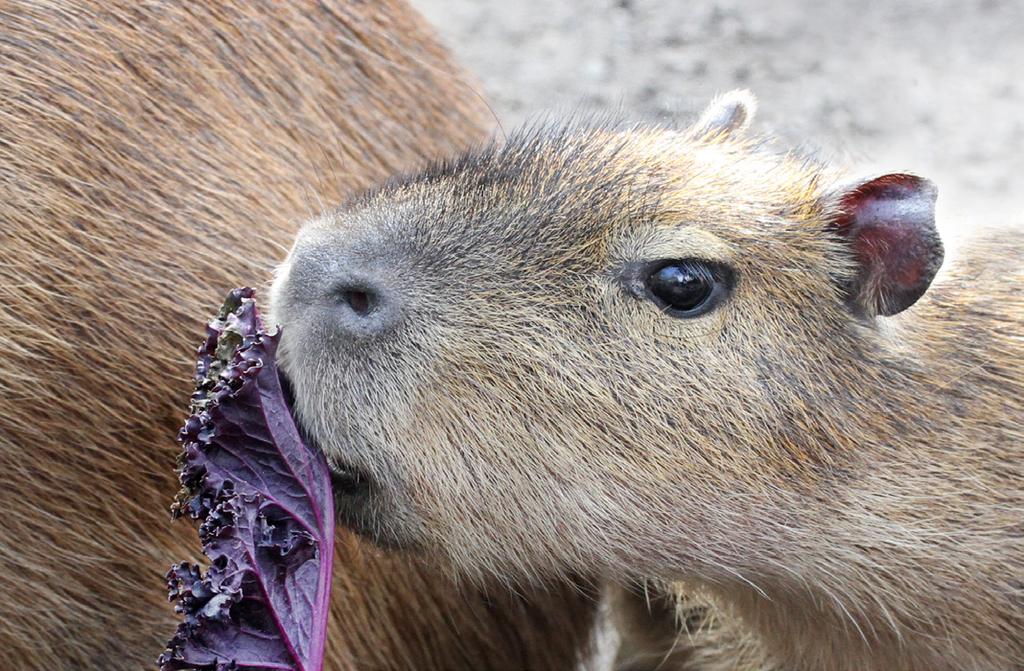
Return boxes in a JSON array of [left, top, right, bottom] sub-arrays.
[[0, 2, 605, 669], [273, 96, 1024, 670]]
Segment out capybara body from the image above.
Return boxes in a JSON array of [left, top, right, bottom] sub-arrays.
[[0, 3, 602, 669]]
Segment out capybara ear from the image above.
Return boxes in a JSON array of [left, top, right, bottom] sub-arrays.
[[690, 89, 758, 139], [827, 173, 943, 317]]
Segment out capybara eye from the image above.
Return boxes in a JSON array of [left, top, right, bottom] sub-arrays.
[[646, 261, 720, 316]]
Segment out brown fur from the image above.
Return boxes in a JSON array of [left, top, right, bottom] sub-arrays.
[[273, 98, 1024, 670], [0, 2, 602, 669]]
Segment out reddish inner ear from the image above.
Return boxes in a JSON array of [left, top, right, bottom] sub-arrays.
[[847, 201, 929, 288], [833, 173, 942, 316]]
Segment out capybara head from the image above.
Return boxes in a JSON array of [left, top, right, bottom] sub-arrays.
[[270, 91, 944, 584]]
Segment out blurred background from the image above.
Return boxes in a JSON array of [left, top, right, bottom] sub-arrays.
[[414, 0, 1023, 228]]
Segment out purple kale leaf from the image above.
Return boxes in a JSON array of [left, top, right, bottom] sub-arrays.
[[159, 288, 334, 671]]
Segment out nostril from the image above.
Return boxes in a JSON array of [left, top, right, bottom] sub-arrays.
[[327, 279, 396, 334], [340, 287, 374, 316]]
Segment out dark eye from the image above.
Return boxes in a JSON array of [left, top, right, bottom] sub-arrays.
[[645, 260, 723, 316]]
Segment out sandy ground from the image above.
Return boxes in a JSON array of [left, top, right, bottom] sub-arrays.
[[412, 0, 1023, 230]]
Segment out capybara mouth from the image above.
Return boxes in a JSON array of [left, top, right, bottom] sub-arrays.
[[278, 368, 375, 500], [328, 462, 373, 498]]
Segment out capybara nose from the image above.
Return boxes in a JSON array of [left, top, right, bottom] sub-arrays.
[[328, 277, 399, 339]]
